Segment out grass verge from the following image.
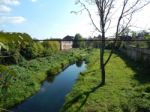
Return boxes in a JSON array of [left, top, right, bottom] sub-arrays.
[[61, 49, 150, 112]]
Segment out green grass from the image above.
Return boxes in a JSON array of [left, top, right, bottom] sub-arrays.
[[62, 49, 150, 112], [0, 49, 88, 110]]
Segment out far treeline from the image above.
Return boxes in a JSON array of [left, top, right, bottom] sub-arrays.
[[72, 31, 150, 49]]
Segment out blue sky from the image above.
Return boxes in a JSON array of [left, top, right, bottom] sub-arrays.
[[0, 0, 84, 39], [0, 0, 150, 39]]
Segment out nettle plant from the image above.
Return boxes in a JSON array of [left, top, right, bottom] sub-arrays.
[[0, 65, 17, 95]]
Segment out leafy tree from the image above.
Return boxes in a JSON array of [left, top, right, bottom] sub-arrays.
[[73, 33, 83, 48], [131, 31, 137, 39]]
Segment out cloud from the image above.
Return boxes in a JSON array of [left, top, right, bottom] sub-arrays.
[[31, 0, 37, 2], [0, 5, 11, 13], [0, 0, 20, 6], [0, 0, 26, 25], [0, 16, 26, 24], [0, 0, 20, 14]]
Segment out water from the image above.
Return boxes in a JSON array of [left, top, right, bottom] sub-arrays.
[[12, 61, 86, 112]]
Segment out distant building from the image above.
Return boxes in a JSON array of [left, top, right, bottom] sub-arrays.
[[61, 35, 74, 50], [119, 35, 132, 41], [93, 35, 102, 40], [136, 35, 144, 40]]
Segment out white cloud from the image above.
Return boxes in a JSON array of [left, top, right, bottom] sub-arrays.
[[0, 5, 11, 13], [0, 0, 20, 14], [31, 0, 37, 3], [0, 16, 26, 24], [0, 0, 20, 6], [0, 0, 26, 25]]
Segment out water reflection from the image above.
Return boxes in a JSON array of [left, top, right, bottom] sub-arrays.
[[47, 75, 55, 83], [76, 60, 83, 67]]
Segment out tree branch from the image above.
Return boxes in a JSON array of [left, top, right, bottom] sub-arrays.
[[78, 0, 102, 33], [104, 0, 129, 66]]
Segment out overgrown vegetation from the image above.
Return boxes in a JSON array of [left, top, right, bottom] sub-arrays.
[[62, 49, 150, 112], [0, 48, 87, 110], [0, 32, 61, 64], [0, 31, 89, 110]]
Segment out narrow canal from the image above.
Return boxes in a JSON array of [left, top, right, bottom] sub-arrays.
[[12, 61, 86, 112]]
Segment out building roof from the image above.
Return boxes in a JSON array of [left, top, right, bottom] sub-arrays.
[[119, 35, 132, 41], [63, 35, 74, 41]]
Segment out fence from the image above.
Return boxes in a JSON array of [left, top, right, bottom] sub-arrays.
[[120, 46, 150, 66]]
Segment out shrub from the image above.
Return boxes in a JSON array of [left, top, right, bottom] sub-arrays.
[[0, 65, 17, 98], [42, 41, 60, 56]]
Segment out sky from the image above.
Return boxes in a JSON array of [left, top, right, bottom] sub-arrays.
[[0, 0, 150, 39]]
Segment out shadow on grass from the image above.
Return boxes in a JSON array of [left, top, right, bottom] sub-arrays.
[[116, 51, 150, 84], [61, 83, 103, 112]]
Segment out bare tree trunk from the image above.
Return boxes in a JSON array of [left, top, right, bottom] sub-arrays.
[[100, 48, 105, 85], [100, 29, 105, 85]]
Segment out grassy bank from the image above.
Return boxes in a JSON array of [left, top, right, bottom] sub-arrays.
[[0, 49, 87, 110], [62, 49, 150, 112]]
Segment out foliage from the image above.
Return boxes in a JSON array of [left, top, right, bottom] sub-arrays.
[[0, 32, 61, 63], [0, 65, 17, 108], [0, 32, 32, 44], [121, 41, 150, 48], [73, 33, 83, 48], [42, 41, 60, 56], [145, 35, 150, 40], [0, 32, 33, 64], [21, 42, 45, 59]]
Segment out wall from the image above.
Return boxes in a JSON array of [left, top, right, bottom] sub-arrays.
[[120, 46, 150, 65], [61, 41, 73, 50]]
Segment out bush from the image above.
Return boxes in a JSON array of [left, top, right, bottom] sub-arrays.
[[20, 42, 44, 59], [42, 41, 60, 56], [0, 65, 17, 100], [0, 32, 34, 63], [47, 65, 62, 75]]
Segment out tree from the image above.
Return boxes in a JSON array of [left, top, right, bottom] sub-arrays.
[[75, 0, 150, 85], [73, 33, 83, 48], [121, 27, 131, 36], [131, 31, 137, 39]]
